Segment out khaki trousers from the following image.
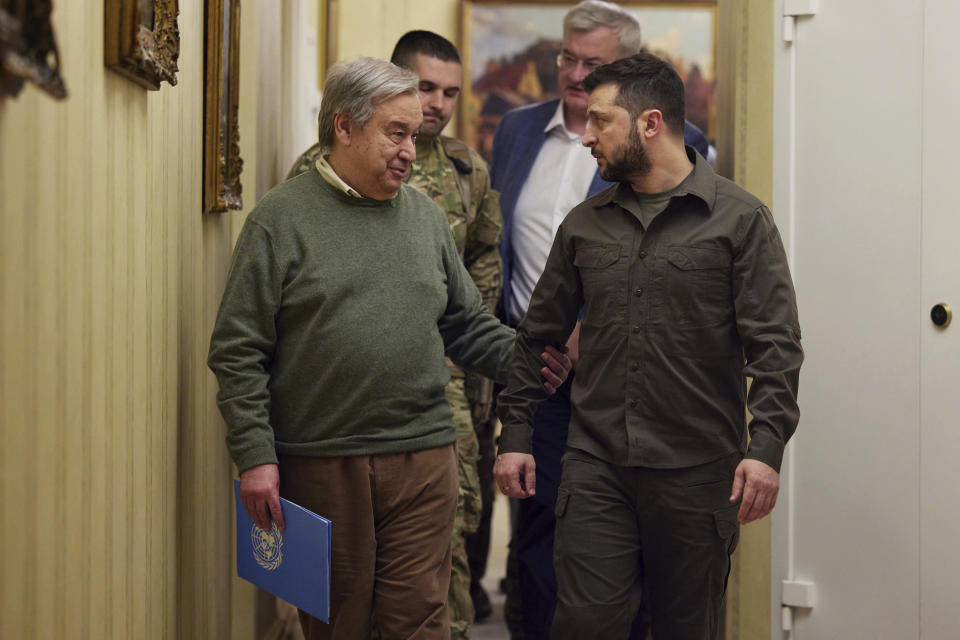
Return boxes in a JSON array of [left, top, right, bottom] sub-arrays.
[[278, 444, 458, 640]]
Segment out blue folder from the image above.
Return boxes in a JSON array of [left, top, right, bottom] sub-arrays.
[[234, 479, 332, 622]]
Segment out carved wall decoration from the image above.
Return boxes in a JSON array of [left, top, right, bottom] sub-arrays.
[[105, 0, 179, 90], [204, 0, 243, 213], [0, 0, 68, 99]]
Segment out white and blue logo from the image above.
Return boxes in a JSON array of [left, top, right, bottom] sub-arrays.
[[250, 523, 284, 571]]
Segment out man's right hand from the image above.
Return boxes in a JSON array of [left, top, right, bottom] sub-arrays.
[[240, 463, 286, 531], [494, 452, 536, 498]]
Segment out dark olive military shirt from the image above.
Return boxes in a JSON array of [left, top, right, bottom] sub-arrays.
[[497, 148, 802, 472]]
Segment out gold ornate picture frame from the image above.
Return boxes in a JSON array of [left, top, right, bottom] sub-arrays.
[[104, 0, 179, 90], [203, 0, 243, 214], [0, 0, 67, 99]]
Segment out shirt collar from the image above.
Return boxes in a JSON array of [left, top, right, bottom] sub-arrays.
[[597, 146, 718, 212], [544, 100, 580, 141], [678, 146, 718, 211], [315, 154, 363, 199]]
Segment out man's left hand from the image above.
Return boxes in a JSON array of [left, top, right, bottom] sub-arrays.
[[539, 345, 572, 394], [729, 459, 780, 524]]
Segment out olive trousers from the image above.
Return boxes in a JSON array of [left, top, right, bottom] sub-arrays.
[[551, 449, 741, 640]]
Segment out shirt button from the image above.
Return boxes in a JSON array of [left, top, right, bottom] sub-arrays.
[[635, 288, 643, 297], [629, 399, 638, 408], [639, 251, 648, 259], [631, 363, 640, 372], [632, 325, 641, 333]]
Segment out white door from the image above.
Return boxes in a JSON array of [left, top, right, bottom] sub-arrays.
[[770, 0, 960, 637], [918, 0, 960, 636]]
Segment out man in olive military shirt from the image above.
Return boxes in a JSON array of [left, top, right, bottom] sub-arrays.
[[289, 31, 503, 640], [494, 52, 803, 639]]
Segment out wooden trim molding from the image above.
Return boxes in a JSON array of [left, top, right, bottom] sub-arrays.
[[0, 0, 67, 99], [104, 0, 180, 90], [717, 2, 775, 637]]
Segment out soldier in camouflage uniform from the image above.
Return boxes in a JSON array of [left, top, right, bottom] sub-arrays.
[[287, 31, 501, 640]]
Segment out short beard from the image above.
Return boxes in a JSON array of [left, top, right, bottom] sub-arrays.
[[599, 125, 651, 183], [418, 112, 448, 139]]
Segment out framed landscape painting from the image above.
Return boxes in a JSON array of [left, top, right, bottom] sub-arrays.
[[460, 0, 716, 163]]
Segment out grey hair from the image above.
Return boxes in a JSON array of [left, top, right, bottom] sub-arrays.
[[564, 0, 642, 57], [317, 57, 419, 153]]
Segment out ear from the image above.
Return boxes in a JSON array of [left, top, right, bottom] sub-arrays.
[[334, 113, 353, 146], [637, 109, 664, 140]]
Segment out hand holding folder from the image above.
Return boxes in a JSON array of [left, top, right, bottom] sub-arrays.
[[234, 479, 332, 622], [238, 464, 286, 531]]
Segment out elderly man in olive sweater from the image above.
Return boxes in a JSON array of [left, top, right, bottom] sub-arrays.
[[207, 58, 568, 640]]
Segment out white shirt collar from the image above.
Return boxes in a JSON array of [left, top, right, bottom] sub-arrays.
[[544, 100, 581, 141]]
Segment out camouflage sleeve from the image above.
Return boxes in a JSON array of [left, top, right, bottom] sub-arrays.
[[463, 151, 503, 315], [285, 142, 325, 181]]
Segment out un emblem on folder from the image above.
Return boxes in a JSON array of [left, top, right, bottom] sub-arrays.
[[250, 523, 284, 570]]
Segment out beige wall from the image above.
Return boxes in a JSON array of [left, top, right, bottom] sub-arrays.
[[328, 0, 459, 130], [330, 0, 457, 61], [0, 2, 261, 638]]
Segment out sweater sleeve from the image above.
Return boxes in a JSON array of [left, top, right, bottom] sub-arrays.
[[207, 220, 283, 473]]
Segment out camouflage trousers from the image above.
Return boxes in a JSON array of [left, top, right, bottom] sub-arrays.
[[447, 377, 483, 640]]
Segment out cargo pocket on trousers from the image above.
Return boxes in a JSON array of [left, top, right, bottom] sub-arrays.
[[714, 504, 739, 540], [714, 504, 741, 592], [555, 490, 570, 519]]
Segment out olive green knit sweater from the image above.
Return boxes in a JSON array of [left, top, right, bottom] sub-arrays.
[[208, 170, 515, 472]]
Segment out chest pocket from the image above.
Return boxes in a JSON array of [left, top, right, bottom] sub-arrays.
[[574, 243, 625, 327], [664, 245, 732, 328]]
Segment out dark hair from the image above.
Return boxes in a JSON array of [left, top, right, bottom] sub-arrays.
[[390, 30, 461, 70], [582, 52, 685, 134]]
